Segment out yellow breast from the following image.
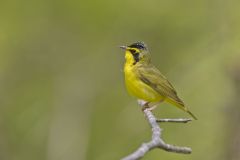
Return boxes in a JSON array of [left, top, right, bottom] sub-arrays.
[[124, 58, 163, 102]]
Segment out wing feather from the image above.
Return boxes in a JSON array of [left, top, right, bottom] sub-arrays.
[[136, 64, 184, 106]]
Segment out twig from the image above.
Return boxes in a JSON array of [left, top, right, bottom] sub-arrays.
[[156, 118, 192, 123], [122, 102, 192, 160]]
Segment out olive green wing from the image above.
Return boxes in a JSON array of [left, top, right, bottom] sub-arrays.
[[136, 64, 184, 106]]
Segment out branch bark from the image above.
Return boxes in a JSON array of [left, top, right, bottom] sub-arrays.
[[122, 102, 192, 160], [156, 118, 192, 123]]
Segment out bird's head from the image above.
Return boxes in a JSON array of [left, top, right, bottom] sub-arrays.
[[120, 42, 151, 65]]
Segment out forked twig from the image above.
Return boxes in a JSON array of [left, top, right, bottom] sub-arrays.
[[122, 101, 192, 160]]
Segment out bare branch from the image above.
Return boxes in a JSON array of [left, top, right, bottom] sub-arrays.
[[156, 118, 192, 123], [122, 101, 192, 160]]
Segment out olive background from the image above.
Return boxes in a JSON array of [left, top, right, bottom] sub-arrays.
[[0, 0, 240, 160]]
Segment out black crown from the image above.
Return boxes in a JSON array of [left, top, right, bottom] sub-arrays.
[[128, 42, 147, 50]]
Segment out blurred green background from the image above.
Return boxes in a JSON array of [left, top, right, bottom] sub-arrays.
[[1, 0, 240, 160]]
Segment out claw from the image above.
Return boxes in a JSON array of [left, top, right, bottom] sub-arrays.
[[141, 102, 150, 111]]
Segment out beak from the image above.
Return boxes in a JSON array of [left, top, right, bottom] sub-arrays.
[[119, 45, 128, 50]]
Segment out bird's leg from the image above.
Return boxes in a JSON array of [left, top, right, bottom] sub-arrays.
[[147, 99, 164, 111], [141, 102, 150, 111], [138, 99, 164, 111], [147, 104, 158, 111], [139, 99, 164, 111], [137, 100, 150, 111]]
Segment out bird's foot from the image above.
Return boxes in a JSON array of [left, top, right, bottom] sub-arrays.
[[138, 100, 158, 111], [141, 102, 150, 111], [141, 102, 158, 111]]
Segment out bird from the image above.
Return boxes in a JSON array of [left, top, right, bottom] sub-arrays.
[[120, 42, 197, 120]]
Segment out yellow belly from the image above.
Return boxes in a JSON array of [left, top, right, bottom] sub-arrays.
[[124, 66, 163, 102]]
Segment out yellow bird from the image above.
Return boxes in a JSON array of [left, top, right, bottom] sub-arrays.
[[120, 42, 197, 120]]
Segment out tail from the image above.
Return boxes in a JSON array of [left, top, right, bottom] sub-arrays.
[[186, 110, 198, 120], [165, 98, 198, 120]]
